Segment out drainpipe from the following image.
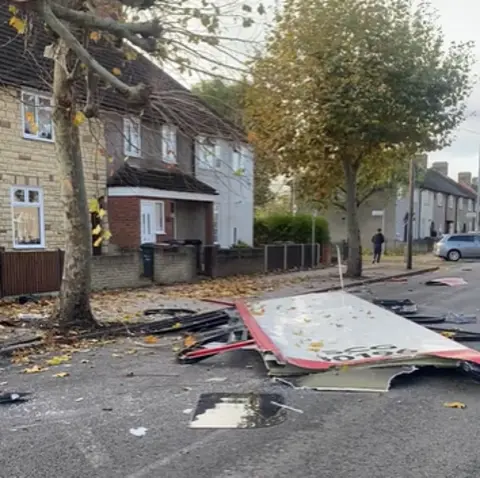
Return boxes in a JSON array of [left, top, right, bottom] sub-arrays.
[[417, 189, 422, 239]]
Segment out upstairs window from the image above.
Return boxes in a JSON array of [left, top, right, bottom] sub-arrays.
[[459, 198, 463, 210], [232, 146, 245, 175], [437, 193, 443, 207], [196, 136, 216, 169], [162, 124, 177, 164], [22, 91, 53, 141], [448, 195, 454, 208], [468, 200, 473, 212], [123, 118, 141, 157]]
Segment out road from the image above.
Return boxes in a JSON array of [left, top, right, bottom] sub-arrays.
[[1, 261, 480, 478]]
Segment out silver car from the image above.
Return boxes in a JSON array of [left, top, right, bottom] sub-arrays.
[[434, 233, 480, 261]]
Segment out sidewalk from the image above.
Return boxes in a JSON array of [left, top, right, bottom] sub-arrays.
[[0, 255, 441, 329]]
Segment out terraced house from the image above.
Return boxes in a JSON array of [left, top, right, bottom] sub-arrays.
[[0, 3, 254, 254]]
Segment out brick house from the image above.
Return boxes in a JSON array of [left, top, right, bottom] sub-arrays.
[[0, 3, 249, 252]]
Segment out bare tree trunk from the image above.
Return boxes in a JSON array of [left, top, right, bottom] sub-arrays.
[[51, 39, 98, 330], [343, 158, 362, 277]]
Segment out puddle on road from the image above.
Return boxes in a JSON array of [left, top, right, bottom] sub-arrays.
[[189, 393, 287, 429]]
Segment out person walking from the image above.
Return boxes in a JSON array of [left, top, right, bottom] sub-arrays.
[[371, 228, 385, 264]]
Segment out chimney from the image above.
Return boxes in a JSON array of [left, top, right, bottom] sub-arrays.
[[431, 161, 449, 177], [458, 172, 472, 186]]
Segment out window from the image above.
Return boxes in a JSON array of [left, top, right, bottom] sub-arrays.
[[11, 186, 44, 248], [123, 118, 141, 157], [154, 201, 165, 234], [468, 200, 473, 212], [213, 203, 219, 243], [162, 125, 177, 163], [448, 195, 454, 208], [196, 136, 216, 169], [422, 191, 431, 206], [448, 235, 474, 242], [437, 193, 443, 207], [21, 91, 53, 141], [232, 146, 245, 174], [459, 198, 463, 210]]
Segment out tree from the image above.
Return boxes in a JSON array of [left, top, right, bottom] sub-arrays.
[[8, 0, 260, 330], [192, 78, 274, 207], [245, 0, 474, 277]]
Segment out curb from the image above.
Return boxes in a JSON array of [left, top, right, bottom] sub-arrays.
[[307, 266, 440, 294]]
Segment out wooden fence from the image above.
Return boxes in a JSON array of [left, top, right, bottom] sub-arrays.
[[0, 250, 64, 297]]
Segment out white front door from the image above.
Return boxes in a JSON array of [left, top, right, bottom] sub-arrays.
[[140, 200, 155, 244]]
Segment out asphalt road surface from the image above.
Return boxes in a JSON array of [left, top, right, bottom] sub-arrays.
[[1, 262, 480, 478]]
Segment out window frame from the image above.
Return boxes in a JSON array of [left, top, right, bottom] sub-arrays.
[[468, 199, 473, 212], [154, 201, 165, 234], [196, 136, 215, 169], [11, 186, 45, 249], [448, 195, 454, 209], [123, 117, 142, 158], [459, 197, 463, 210], [437, 193, 443, 207], [21, 90, 54, 143], [162, 124, 177, 164]]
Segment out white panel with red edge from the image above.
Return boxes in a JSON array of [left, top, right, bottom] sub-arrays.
[[236, 291, 480, 371]]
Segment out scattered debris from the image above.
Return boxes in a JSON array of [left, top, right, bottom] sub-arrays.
[[75, 397, 84, 402], [444, 313, 477, 325], [143, 335, 158, 344], [373, 299, 417, 315], [270, 401, 304, 414], [425, 277, 468, 287], [0, 392, 30, 404], [46, 355, 71, 366], [129, 427, 148, 437], [443, 401, 466, 409], [206, 377, 228, 383], [190, 393, 287, 429]]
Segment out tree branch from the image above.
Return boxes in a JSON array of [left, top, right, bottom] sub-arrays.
[[51, 4, 162, 52], [332, 200, 346, 211], [38, 0, 149, 104]]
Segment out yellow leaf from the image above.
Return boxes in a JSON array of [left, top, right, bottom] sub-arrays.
[[125, 349, 137, 355], [112, 353, 122, 358], [112, 67, 122, 76], [93, 236, 103, 248], [308, 341, 324, 352], [88, 198, 100, 213], [54, 372, 69, 378], [89, 31, 101, 42], [441, 331, 456, 338], [102, 230, 112, 240], [172, 322, 182, 329], [46, 355, 71, 366], [73, 111, 86, 126], [172, 345, 181, 352], [144, 335, 158, 344], [9, 16, 25, 34], [183, 335, 197, 348], [98, 208, 107, 219], [8, 5, 17, 14], [92, 224, 102, 235], [444, 401, 466, 409], [23, 365, 48, 374], [107, 156, 113, 163], [125, 49, 138, 61], [234, 168, 245, 176]]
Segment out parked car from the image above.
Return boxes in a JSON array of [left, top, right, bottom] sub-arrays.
[[433, 233, 480, 261]]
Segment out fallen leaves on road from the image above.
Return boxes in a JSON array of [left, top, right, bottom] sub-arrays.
[[54, 372, 69, 378], [22, 365, 48, 374], [443, 401, 466, 409], [144, 335, 158, 344], [46, 355, 71, 366]]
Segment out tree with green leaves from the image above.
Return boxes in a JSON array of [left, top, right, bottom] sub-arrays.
[[192, 78, 274, 207], [245, 0, 474, 277], [8, 0, 262, 330]]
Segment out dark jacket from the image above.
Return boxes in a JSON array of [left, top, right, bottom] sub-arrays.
[[371, 232, 385, 247]]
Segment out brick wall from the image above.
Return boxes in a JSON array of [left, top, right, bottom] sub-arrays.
[[90, 246, 197, 291], [0, 87, 107, 251], [108, 196, 139, 248]]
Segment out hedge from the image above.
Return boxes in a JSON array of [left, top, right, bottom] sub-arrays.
[[254, 213, 329, 245]]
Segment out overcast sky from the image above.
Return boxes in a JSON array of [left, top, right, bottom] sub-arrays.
[[170, 0, 480, 181]]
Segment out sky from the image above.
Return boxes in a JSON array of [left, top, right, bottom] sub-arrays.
[[166, 0, 480, 182]]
